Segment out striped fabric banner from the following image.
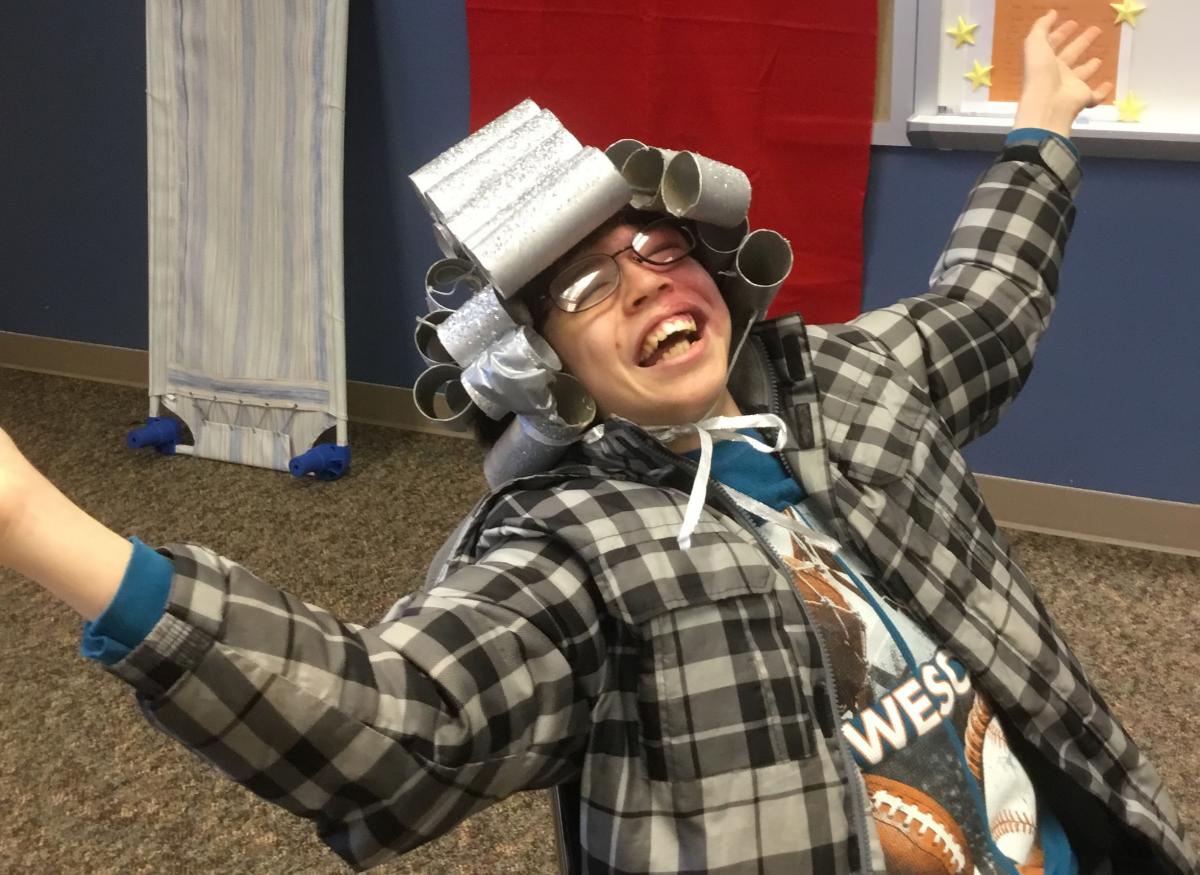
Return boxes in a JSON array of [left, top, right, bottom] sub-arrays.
[[145, 0, 349, 471]]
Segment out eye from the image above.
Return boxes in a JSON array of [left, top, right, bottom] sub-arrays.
[[648, 240, 688, 261], [548, 254, 619, 312], [632, 221, 693, 265]]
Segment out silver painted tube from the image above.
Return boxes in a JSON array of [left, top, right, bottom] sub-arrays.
[[693, 218, 749, 273], [437, 287, 526, 367], [412, 364, 477, 432], [442, 128, 581, 247], [483, 374, 596, 487], [460, 327, 561, 420], [622, 147, 677, 211], [409, 99, 540, 197], [721, 229, 794, 367], [662, 151, 752, 227], [425, 257, 484, 312], [413, 310, 456, 365], [463, 147, 631, 297], [604, 138, 645, 171], [427, 110, 575, 226]]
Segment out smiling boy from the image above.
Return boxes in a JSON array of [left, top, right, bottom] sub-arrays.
[[0, 11, 1196, 875], [540, 213, 739, 432]]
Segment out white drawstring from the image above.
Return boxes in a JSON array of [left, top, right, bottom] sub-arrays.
[[644, 414, 840, 552]]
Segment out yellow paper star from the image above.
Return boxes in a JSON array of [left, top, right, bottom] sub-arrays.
[[1115, 91, 1147, 122], [964, 59, 994, 91], [1110, 0, 1147, 27], [946, 16, 980, 48]]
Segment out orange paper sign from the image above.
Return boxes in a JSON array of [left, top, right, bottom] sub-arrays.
[[988, 0, 1121, 102]]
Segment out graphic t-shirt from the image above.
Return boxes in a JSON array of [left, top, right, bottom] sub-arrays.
[[691, 436, 1076, 875], [761, 509, 1048, 875]]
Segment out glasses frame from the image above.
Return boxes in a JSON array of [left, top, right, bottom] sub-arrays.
[[546, 217, 697, 314]]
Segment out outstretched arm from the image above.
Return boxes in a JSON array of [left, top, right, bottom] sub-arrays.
[[0, 425, 602, 869], [821, 12, 1113, 446], [0, 426, 130, 618]]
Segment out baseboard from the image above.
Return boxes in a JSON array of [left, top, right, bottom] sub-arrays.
[[1, 330, 149, 388], [3, 330, 1196, 556], [975, 475, 1198, 557], [0, 330, 467, 438]]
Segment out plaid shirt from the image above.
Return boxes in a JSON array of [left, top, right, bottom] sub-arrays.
[[104, 136, 1195, 874]]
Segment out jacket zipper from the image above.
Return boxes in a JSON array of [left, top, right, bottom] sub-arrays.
[[637, 433, 875, 875], [751, 332, 876, 872]]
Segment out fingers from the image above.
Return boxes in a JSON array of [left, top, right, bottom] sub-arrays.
[[1047, 19, 1079, 49], [1059, 24, 1103, 66], [1090, 81, 1115, 107], [1031, 9, 1058, 38], [1072, 57, 1103, 81]]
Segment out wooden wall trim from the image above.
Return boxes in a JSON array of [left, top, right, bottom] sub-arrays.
[[3, 331, 1194, 555]]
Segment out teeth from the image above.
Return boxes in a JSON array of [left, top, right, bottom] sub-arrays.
[[639, 314, 698, 363], [660, 338, 692, 361]]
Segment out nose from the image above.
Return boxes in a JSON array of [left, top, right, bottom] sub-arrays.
[[619, 258, 671, 313]]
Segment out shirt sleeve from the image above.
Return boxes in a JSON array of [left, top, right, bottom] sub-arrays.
[[1007, 127, 1080, 158], [90, 535, 604, 871], [813, 133, 1081, 447], [80, 537, 174, 665]]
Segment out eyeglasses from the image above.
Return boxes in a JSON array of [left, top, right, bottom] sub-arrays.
[[547, 217, 696, 313]]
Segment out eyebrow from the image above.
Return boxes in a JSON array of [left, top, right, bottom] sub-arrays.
[[589, 227, 637, 259]]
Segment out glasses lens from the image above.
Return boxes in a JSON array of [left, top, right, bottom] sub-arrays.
[[632, 219, 694, 266], [549, 254, 619, 312]]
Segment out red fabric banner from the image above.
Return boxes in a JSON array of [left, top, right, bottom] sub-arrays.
[[464, 1, 878, 322]]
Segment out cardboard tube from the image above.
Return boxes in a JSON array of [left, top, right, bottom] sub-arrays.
[[425, 257, 484, 312], [721, 229, 794, 367], [412, 364, 476, 432], [736, 229, 793, 288], [463, 147, 630, 298], [410, 99, 540, 197], [442, 128, 581, 247], [426, 110, 570, 224], [622, 147, 677, 211], [662, 151, 751, 227], [437, 287, 526, 367], [605, 138, 645, 171], [459, 327, 560, 420], [694, 218, 749, 273], [482, 374, 596, 487], [413, 310, 456, 365]]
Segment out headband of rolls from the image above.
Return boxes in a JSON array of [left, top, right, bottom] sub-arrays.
[[408, 99, 793, 487]]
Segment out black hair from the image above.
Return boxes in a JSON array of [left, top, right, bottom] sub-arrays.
[[470, 204, 663, 450]]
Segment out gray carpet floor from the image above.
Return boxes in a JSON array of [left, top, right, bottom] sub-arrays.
[[0, 366, 1196, 874]]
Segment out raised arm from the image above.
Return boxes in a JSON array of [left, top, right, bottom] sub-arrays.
[[824, 12, 1112, 446], [0, 426, 603, 870]]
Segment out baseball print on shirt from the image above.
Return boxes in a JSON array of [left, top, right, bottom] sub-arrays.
[[761, 506, 1046, 875]]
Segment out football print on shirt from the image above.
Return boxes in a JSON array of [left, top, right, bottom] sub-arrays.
[[763, 507, 1046, 875]]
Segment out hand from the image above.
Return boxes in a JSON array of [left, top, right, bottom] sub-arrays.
[[1013, 10, 1114, 138]]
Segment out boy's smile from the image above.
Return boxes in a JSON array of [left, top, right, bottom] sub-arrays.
[[542, 223, 736, 427], [637, 311, 704, 366]]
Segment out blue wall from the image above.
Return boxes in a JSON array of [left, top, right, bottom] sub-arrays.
[[862, 148, 1200, 503], [1, 3, 1196, 503]]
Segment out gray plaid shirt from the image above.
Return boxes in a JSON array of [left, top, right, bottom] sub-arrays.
[[104, 136, 1195, 874]]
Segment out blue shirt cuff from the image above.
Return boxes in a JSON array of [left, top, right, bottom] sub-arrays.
[[1007, 127, 1080, 158], [80, 537, 174, 666]]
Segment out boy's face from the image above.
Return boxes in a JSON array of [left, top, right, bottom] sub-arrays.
[[541, 223, 733, 426]]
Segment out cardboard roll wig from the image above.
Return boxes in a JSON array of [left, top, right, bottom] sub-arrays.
[[409, 99, 794, 488]]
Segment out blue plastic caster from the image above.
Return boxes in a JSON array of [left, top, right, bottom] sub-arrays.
[[289, 444, 351, 480], [126, 417, 181, 455]]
